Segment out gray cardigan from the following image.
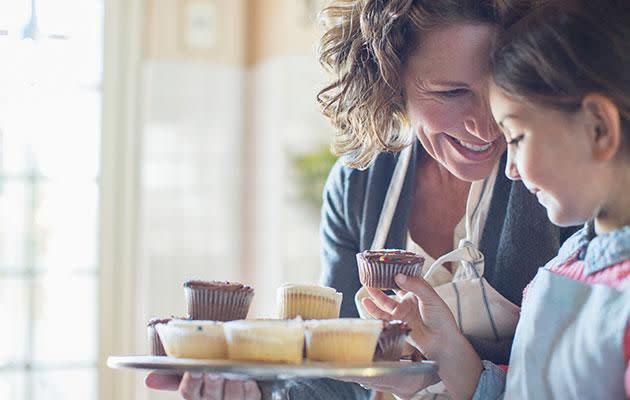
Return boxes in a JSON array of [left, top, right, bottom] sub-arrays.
[[282, 144, 575, 400], [320, 142, 577, 362]]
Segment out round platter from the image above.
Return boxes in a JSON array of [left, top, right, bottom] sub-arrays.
[[107, 355, 437, 381]]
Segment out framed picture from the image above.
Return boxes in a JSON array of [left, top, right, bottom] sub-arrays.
[[178, 0, 217, 53]]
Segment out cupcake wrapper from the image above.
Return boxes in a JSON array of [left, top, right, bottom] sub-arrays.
[[225, 332, 304, 364], [185, 287, 254, 321], [357, 257, 423, 289], [374, 334, 408, 361], [147, 326, 167, 356], [305, 330, 380, 363], [156, 323, 227, 359], [277, 292, 341, 320]]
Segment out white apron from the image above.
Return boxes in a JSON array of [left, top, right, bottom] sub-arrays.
[[505, 267, 630, 399], [354, 146, 520, 399]]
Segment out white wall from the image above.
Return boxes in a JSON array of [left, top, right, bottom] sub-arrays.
[[106, 1, 336, 398], [249, 55, 330, 317]]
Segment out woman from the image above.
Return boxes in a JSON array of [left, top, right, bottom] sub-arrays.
[[146, 0, 574, 398]]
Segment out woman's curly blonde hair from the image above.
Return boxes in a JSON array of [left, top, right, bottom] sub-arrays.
[[317, 0, 518, 169]]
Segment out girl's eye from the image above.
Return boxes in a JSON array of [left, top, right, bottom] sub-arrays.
[[434, 88, 469, 98], [507, 135, 524, 146]]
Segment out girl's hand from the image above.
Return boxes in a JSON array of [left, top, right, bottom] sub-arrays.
[[362, 274, 484, 399], [362, 274, 459, 360], [145, 371, 261, 400]]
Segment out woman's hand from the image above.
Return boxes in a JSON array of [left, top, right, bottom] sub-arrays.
[[335, 372, 440, 399], [362, 274, 484, 400], [145, 371, 261, 400]]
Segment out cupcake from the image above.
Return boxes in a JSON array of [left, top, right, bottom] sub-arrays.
[[374, 321, 411, 361], [147, 318, 172, 356], [184, 280, 254, 321], [356, 250, 424, 289], [155, 319, 227, 359], [223, 319, 305, 364], [304, 319, 383, 363], [277, 284, 342, 320]]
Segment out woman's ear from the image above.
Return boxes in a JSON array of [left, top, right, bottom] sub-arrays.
[[581, 94, 622, 162]]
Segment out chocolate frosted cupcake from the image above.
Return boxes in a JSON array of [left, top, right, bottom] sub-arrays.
[[184, 280, 254, 321], [374, 320, 411, 361], [147, 318, 171, 356], [356, 250, 424, 289]]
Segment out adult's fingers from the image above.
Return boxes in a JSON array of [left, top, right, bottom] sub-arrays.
[[144, 371, 182, 391], [365, 287, 399, 313], [243, 381, 262, 400], [223, 380, 245, 399], [179, 372, 204, 400], [201, 375, 224, 399]]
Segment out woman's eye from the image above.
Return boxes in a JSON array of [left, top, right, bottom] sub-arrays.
[[507, 135, 524, 146], [435, 88, 469, 98]]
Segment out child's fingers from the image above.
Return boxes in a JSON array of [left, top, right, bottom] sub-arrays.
[[391, 292, 428, 330], [361, 297, 394, 320], [365, 287, 400, 313], [395, 274, 441, 302], [391, 292, 415, 318]]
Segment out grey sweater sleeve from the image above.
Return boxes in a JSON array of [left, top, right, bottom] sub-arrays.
[[319, 159, 363, 317]]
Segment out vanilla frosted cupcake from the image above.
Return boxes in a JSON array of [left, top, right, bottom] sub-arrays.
[[184, 280, 254, 321], [356, 250, 424, 289], [277, 284, 342, 320], [304, 319, 383, 363], [223, 319, 305, 364], [156, 320, 227, 359]]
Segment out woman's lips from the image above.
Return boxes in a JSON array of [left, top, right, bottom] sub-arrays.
[[446, 134, 497, 162]]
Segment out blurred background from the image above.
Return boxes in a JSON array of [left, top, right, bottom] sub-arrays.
[[0, 0, 335, 398]]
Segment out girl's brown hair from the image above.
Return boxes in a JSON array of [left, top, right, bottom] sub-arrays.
[[491, 0, 630, 138], [317, 0, 518, 168]]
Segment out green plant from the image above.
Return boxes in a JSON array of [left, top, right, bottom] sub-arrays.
[[292, 145, 338, 210]]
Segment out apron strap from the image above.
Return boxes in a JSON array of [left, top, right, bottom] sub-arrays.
[[370, 146, 412, 250]]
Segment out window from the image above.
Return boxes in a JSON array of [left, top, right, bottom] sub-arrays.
[[0, 1, 104, 399]]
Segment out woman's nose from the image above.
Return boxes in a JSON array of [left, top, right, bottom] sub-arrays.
[[505, 154, 521, 181], [464, 100, 498, 141]]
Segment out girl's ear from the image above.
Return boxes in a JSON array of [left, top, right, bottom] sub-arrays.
[[581, 94, 622, 162]]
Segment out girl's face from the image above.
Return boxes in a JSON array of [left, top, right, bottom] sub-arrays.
[[489, 85, 606, 226], [403, 23, 506, 181]]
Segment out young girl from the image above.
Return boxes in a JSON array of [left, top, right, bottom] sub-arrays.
[[363, 0, 630, 398]]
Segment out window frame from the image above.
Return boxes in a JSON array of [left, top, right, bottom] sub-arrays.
[[98, 0, 144, 399]]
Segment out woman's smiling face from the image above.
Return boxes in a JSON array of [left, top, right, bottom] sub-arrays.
[[403, 23, 506, 181]]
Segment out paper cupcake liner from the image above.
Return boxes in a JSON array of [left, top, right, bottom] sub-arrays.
[[185, 287, 254, 321], [155, 323, 227, 359], [225, 334, 304, 364], [374, 333, 408, 361], [357, 258, 423, 289], [224, 321, 305, 364], [277, 292, 341, 319], [147, 325, 167, 356], [305, 330, 380, 363]]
